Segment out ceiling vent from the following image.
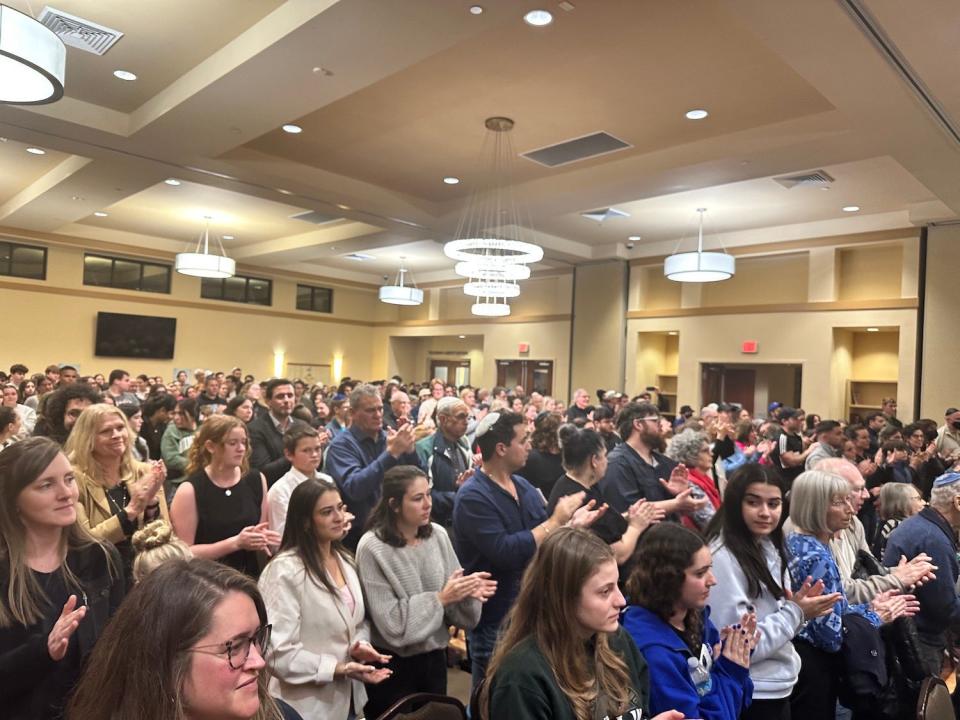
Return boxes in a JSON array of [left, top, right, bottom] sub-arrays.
[[289, 210, 342, 225], [37, 6, 124, 56], [522, 131, 631, 168], [772, 170, 835, 189], [581, 207, 631, 223]]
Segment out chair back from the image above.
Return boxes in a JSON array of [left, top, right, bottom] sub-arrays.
[[916, 676, 954, 720], [374, 693, 467, 720], [469, 675, 486, 720]]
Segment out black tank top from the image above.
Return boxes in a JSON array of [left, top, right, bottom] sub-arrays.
[[187, 468, 263, 577]]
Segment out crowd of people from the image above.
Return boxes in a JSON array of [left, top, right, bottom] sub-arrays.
[[2, 360, 959, 720]]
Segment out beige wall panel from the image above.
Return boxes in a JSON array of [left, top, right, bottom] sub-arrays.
[[633, 266, 682, 310], [571, 261, 627, 394], [851, 332, 899, 380], [701, 253, 808, 307], [837, 244, 903, 300], [625, 308, 916, 420], [921, 226, 960, 419]]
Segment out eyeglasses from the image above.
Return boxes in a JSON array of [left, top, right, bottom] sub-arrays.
[[190, 624, 271, 670], [830, 497, 853, 508], [635, 417, 661, 424]]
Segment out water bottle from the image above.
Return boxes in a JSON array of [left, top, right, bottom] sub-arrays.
[[687, 655, 712, 697]]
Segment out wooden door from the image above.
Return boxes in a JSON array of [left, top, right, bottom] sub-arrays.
[[530, 360, 553, 395], [430, 360, 471, 387], [496, 360, 553, 395], [723, 369, 756, 414], [701, 364, 723, 407]]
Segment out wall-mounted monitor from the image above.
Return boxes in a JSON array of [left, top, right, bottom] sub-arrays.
[[94, 312, 176, 359]]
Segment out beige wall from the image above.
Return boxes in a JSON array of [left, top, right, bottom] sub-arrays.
[[570, 261, 627, 394], [850, 331, 899, 380], [921, 226, 959, 418], [838, 244, 903, 301], [701, 253, 808, 307], [625, 307, 916, 420]]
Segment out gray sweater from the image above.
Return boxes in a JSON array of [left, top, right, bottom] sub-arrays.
[[356, 524, 481, 656]]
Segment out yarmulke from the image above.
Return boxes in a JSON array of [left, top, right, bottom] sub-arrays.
[[933, 472, 960, 488], [475, 412, 501, 438]]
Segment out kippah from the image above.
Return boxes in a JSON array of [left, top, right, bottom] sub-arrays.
[[475, 412, 501, 438], [933, 472, 960, 488], [437, 397, 461, 414]]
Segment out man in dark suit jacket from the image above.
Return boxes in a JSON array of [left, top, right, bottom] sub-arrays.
[[248, 378, 306, 486]]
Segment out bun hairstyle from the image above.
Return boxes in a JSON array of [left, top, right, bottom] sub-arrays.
[[131, 520, 192, 583], [558, 424, 605, 472]]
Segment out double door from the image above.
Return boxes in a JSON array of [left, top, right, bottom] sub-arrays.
[[496, 360, 553, 396]]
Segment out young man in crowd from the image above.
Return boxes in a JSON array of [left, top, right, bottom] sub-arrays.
[[268, 425, 333, 536], [248, 378, 306, 486]]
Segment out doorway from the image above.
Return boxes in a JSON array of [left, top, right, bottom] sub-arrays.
[[429, 360, 471, 387], [496, 360, 553, 395], [701, 363, 802, 416]]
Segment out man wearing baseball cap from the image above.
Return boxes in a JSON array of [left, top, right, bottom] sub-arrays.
[[883, 471, 960, 675]]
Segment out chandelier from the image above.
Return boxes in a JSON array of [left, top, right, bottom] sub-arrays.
[[175, 217, 236, 279], [444, 117, 543, 316], [379, 258, 424, 306], [664, 208, 735, 282], [0, 5, 66, 104]]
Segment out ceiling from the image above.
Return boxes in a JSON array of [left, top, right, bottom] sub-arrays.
[[0, 0, 959, 285]]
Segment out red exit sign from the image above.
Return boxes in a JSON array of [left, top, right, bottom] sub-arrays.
[[742, 340, 758, 354], [518, 342, 530, 353]]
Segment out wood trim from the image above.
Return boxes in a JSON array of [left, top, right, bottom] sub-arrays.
[[626, 297, 918, 319], [0, 225, 381, 292], [0, 277, 375, 327], [629, 227, 919, 267], [373, 313, 571, 327]]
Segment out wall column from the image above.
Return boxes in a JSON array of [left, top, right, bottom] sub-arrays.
[[569, 260, 628, 399]]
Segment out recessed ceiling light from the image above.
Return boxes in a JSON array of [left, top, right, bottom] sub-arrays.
[[685, 109, 709, 120], [26, 147, 45, 155], [276, 188, 294, 195], [458, 335, 467, 339], [469, 5, 484, 14], [113, 70, 137, 81], [842, 205, 860, 212], [222, 235, 234, 240], [336, 203, 351, 210], [866, 327, 879, 332], [282, 124, 302, 134], [164, 178, 181, 186], [628, 235, 641, 241], [93, 211, 108, 217], [443, 176, 460, 185], [523, 9, 553, 26]]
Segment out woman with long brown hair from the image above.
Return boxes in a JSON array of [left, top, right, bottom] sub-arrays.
[[0, 437, 123, 720], [259, 478, 391, 720], [484, 527, 681, 720], [622, 523, 756, 720], [66, 403, 167, 585], [170, 414, 277, 577], [67, 558, 297, 720]]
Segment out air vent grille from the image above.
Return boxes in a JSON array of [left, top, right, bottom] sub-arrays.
[[37, 6, 124, 56], [289, 211, 342, 225], [773, 170, 835, 189], [581, 207, 631, 223], [522, 131, 631, 168]]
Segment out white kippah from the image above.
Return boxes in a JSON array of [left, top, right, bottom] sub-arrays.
[[475, 412, 501, 438], [437, 396, 461, 414]]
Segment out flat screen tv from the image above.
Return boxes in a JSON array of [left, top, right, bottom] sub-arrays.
[[95, 312, 176, 359]]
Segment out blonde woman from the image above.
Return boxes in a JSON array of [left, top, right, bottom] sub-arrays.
[[170, 415, 278, 578], [66, 403, 167, 585], [130, 519, 192, 583]]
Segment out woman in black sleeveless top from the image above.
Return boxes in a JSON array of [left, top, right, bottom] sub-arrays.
[[170, 415, 279, 577]]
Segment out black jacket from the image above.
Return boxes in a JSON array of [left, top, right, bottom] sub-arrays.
[[248, 413, 306, 486], [0, 542, 124, 720]]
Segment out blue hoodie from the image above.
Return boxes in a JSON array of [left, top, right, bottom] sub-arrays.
[[621, 605, 752, 720]]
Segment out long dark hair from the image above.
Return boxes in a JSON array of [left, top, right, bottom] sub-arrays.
[[67, 559, 281, 720], [704, 464, 788, 600], [626, 523, 705, 655], [275, 478, 352, 595], [365, 465, 433, 548]]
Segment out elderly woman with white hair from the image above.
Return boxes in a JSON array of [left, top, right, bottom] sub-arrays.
[[872, 482, 925, 558], [883, 471, 960, 676], [785, 470, 908, 718], [665, 429, 720, 531]]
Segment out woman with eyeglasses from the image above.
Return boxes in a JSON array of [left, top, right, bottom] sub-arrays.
[[67, 558, 302, 720], [903, 422, 945, 499], [783, 470, 911, 718], [872, 482, 926, 560], [0, 437, 123, 720], [259, 478, 391, 720], [706, 465, 839, 720]]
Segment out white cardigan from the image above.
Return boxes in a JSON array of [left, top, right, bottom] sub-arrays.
[[259, 550, 370, 720]]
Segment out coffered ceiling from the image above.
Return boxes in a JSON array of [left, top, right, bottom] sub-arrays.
[[0, 0, 957, 285]]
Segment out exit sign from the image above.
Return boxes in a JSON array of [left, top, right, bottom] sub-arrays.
[[742, 340, 758, 354], [518, 342, 530, 353]]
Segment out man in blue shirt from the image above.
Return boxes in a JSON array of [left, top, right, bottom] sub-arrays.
[[883, 471, 960, 675], [453, 411, 584, 692], [324, 383, 422, 550]]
